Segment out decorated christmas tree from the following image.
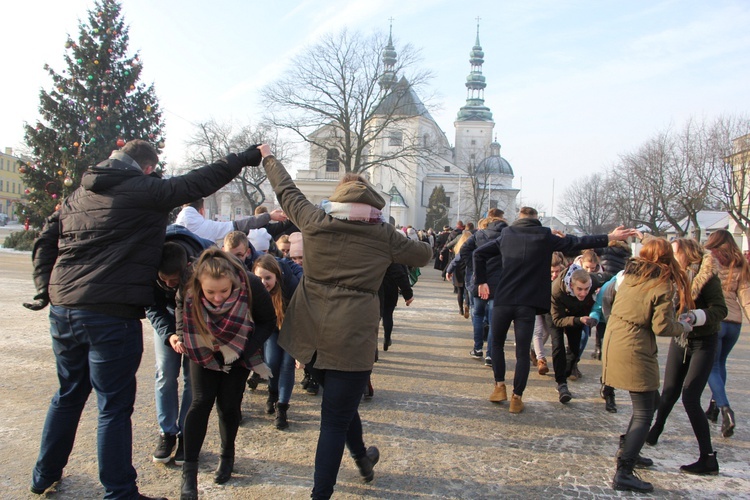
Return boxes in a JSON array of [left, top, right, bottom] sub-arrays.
[[19, 0, 164, 228], [425, 185, 449, 230]]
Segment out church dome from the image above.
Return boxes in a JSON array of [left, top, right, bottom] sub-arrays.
[[475, 141, 513, 176]]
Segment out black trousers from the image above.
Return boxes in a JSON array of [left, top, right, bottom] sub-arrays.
[[621, 390, 660, 461], [550, 326, 582, 385], [490, 304, 536, 396], [183, 361, 250, 463], [652, 335, 717, 455]]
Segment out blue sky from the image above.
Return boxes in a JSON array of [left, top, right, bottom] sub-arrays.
[[3, 0, 750, 220]]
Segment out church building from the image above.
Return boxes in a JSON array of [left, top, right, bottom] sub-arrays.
[[294, 24, 519, 228]]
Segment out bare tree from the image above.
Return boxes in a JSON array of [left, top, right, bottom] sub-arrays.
[[261, 29, 437, 178], [711, 115, 750, 244], [559, 173, 616, 234], [184, 119, 291, 214]]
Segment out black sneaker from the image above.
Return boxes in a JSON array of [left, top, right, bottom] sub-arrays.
[[306, 379, 320, 395], [484, 357, 492, 367], [173, 436, 185, 466], [300, 372, 311, 390], [470, 349, 483, 359], [152, 433, 177, 463], [558, 384, 572, 404]]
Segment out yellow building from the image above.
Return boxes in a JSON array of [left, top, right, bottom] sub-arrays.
[[0, 147, 25, 222]]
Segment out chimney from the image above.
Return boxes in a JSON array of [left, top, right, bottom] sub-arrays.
[[4, 147, 12, 155]]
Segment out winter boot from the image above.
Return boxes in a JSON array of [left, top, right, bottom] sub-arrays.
[[214, 452, 234, 484], [266, 389, 279, 414], [680, 452, 719, 475], [180, 461, 199, 500], [612, 458, 653, 492], [616, 434, 654, 468], [275, 402, 289, 430], [721, 406, 735, 438], [705, 399, 719, 423], [353, 446, 380, 482], [645, 421, 663, 446]]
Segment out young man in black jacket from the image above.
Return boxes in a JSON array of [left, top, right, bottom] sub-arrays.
[[24, 140, 262, 498], [473, 207, 635, 414]]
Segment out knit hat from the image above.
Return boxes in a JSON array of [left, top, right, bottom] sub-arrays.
[[247, 228, 272, 252], [289, 232, 303, 258]]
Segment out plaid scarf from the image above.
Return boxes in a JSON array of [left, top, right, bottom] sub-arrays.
[[321, 200, 385, 224], [183, 271, 264, 372]]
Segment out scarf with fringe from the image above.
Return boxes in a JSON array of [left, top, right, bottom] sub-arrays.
[[321, 200, 385, 224]]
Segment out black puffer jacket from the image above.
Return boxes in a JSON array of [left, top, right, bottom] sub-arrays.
[[459, 219, 507, 298], [597, 242, 632, 275], [32, 154, 243, 318]]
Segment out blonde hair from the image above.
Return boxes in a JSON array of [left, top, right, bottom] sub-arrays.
[[454, 230, 472, 255]]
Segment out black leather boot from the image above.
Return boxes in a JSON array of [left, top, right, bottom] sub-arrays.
[[616, 434, 654, 468], [705, 399, 719, 423], [680, 452, 719, 475], [612, 458, 653, 492], [603, 386, 617, 413], [266, 389, 279, 414], [721, 406, 735, 437], [180, 461, 198, 500], [214, 454, 234, 484], [353, 446, 380, 482], [275, 402, 289, 430]]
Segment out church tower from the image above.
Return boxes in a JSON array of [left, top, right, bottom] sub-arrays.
[[454, 21, 495, 173]]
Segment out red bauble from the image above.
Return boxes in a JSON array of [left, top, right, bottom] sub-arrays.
[[117, 138, 126, 148]]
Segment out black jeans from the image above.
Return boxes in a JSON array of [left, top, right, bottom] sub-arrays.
[[308, 365, 371, 500], [490, 304, 536, 396], [551, 326, 582, 385], [183, 361, 250, 463], [621, 390, 660, 461], [652, 335, 717, 454], [380, 287, 399, 343]]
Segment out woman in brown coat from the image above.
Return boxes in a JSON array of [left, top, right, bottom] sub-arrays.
[[602, 237, 692, 493], [256, 145, 432, 500]]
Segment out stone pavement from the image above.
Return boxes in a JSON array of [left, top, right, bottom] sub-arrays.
[[1, 250, 749, 498]]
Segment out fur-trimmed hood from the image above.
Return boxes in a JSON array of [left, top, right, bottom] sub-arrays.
[[687, 252, 719, 300]]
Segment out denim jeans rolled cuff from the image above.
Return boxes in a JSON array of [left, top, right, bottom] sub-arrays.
[[33, 306, 143, 499], [153, 330, 192, 435], [708, 321, 741, 408]]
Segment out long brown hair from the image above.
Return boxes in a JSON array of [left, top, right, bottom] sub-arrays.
[[453, 230, 472, 255], [632, 237, 694, 312], [705, 229, 750, 287], [186, 248, 251, 339], [671, 237, 704, 268], [252, 254, 286, 329]]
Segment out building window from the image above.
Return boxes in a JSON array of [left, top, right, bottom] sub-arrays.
[[445, 196, 451, 207], [325, 149, 340, 172], [235, 207, 243, 217], [471, 139, 476, 145], [388, 130, 403, 146], [0, 180, 3, 191], [444, 166, 450, 173], [423, 134, 429, 147], [490, 199, 498, 209]]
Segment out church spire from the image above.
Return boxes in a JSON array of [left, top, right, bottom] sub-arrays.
[[457, 18, 493, 122], [380, 18, 398, 89]]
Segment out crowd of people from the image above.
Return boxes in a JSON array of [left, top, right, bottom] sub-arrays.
[[23, 139, 747, 498]]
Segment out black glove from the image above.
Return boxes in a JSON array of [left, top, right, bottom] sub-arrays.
[[23, 291, 50, 311], [236, 144, 262, 167]]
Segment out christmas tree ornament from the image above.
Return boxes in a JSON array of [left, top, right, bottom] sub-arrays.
[[57, 169, 64, 176], [64, 177, 73, 187], [73, 142, 80, 147], [116, 138, 125, 147], [52, 194, 58, 199]]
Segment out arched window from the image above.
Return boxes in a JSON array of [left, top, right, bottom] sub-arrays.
[[326, 149, 340, 172]]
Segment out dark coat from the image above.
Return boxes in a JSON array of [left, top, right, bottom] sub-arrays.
[[473, 218, 609, 313], [32, 154, 243, 318], [263, 156, 432, 371], [459, 219, 507, 298], [596, 243, 632, 275], [146, 225, 216, 345], [549, 269, 596, 332]]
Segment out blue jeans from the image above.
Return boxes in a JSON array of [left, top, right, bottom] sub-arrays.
[[472, 298, 493, 354], [708, 321, 741, 407], [33, 306, 143, 499], [578, 325, 590, 361], [153, 330, 191, 435], [308, 366, 370, 500], [264, 331, 296, 404]]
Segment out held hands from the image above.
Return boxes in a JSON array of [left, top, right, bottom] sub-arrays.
[[678, 319, 693, 333], [608, 225, 638, 241], [478, 283, 490, 300], [258, 144, 272, 158], [269, 209, 287, 222], [237, 144, 262, 167], [23, 292, 50, 311], [580, 316, 598, 327], [678, 311, 698, 325]]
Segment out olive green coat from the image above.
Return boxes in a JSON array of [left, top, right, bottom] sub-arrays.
[[262, 156, 432, 371], [602, 262, 685, 392]]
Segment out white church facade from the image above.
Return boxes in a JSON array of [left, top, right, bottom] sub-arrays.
[[294, 24, 519, 229]]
